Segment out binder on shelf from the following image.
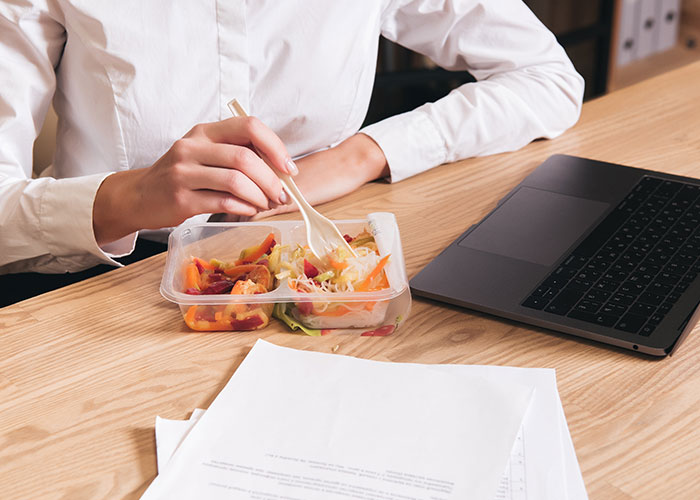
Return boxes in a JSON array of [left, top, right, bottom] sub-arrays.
[[637, 0, 661, 59], [617, 0, 641, 66], [657, 0, 681, 52]]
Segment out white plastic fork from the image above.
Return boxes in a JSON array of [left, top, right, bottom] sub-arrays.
[[227, 99, 357, 260]]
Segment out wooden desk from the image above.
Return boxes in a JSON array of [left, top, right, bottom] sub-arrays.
[[2, 62, 700, 500]]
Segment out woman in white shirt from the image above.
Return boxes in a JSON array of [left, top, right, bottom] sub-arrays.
[[0, 0, 583, 280]]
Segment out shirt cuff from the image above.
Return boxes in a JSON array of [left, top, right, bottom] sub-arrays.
[[40, 172, 137, 266], [360, 108, 447, 183]]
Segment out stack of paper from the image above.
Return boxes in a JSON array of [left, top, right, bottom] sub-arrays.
[[143, 340, 586, 500]]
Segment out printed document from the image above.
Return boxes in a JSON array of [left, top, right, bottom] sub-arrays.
[[142, 340, 534, 500], [153, 348, 587, 500]]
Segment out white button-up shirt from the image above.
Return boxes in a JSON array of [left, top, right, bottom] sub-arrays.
[[0, 0, 583, 274]]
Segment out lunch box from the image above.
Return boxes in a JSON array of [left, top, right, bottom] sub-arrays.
[[160, 212, 411, 335]]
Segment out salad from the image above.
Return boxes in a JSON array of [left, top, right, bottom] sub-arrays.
[[181, 230, 391, 333]]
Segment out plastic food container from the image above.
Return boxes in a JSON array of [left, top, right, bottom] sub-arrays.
[[160, 212, 411, 335]]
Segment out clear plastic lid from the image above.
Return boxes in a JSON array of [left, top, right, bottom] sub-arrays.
[[160, 212, 409, 306]]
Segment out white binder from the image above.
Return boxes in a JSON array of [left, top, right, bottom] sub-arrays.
[[637, 0, 661, 59], [657, 0, 681, 52], [617, 0, 641, 66]]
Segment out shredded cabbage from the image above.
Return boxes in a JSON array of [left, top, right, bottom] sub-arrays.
[[279, 243, 387, 294]]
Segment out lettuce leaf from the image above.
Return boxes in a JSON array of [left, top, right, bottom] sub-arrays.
[[272, 303, 322, 337]]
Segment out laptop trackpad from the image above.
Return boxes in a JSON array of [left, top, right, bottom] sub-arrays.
[[459, 187, 610, 267]]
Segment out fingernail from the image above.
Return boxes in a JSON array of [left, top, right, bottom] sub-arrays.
[[279, 190, 290, 205], [285, 158, 299, 176]]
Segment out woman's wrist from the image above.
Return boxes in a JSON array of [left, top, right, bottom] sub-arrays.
[[338, 133, 390, 183], [92, 170, 142, 246]]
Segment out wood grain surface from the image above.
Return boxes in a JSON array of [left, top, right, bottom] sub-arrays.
[[2, 62, 700, 500]]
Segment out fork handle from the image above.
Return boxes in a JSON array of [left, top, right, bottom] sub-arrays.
[[276, 172, 314, 212], [227, 100, 306, 206]]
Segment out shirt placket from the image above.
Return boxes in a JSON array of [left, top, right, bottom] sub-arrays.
[[216, 0, 249, 119]]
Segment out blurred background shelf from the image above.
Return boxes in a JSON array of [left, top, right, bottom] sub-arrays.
[[608, 0, 700, 90], [609, 40, 700, 90]]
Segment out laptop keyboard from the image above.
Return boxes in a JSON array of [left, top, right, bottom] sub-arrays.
[[522, 176, 700, 336]]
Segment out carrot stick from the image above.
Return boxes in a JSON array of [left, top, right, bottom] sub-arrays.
[[355, 254, 390, 292], [328, 256, 348, 270], [312, 304, 353, 317]]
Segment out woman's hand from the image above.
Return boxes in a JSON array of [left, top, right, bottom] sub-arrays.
[[246, 133, 389, 220], [93, 117, 297, 245]]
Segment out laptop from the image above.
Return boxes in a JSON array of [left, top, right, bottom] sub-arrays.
[[410, 155, 700, 356]]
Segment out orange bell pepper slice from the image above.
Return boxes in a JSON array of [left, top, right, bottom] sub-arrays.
[[184, 305, 231, 331], [235, 233, 276, 265], [184, 263, 201, 290]]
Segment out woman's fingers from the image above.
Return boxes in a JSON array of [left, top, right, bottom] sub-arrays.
[[174, 139, 288, 207], [184, 189, 260, 218], [191, 166, 272, 211], [190, 117, 298, 176]]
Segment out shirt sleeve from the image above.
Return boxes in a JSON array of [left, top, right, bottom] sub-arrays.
[[0, 3, 136, 274], [360, 0, 585, 183]]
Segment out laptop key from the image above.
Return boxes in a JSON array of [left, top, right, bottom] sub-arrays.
[[543, 276, 568, 289], [681, 272, 697, 285], [567, 279, 593, 291], [604, 270, 628, 282], [639, 323, 656, 336], [658, 302, 674, 314], [664, 262, 689, 275], [587, 259, 614, 272], [584, 289, 611, 302], [610, 292, 636, 306], [637, 263, 661, 275], [646, 282, 672, 296], [544, 289, 584, 315], [522, 295, 548, 310], [672, 253, 696, 266], [601, 303, 628, 316], [628, 272, 654, 286], [565, 255, 589, 269], [639, 176, 663, 190], [553, 266, 578, 279], [657, 272, 682, 285], [647, 312, 665, 325], [615, 314, 647, 333], [656, 180, 684, 198], [568, 310, 618, 327], [595, 279, 620, 292], [638, 292, 665, 306], [575, 300, 603, 313], [619, 282, 646, 295], [576, 270, 601, 281], [629, 302, 656, 317]]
